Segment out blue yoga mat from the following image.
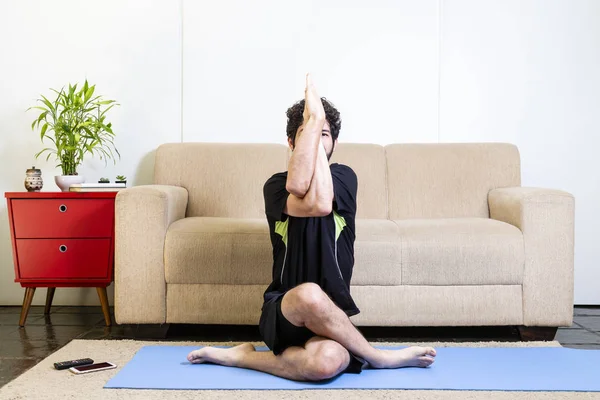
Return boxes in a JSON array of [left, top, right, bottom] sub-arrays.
[[104, 345, 600, 391]]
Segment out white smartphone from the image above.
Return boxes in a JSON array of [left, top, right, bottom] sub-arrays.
[[69, 362, 116, 374]]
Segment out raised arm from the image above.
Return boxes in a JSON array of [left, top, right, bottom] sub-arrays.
[[285, 140, 334, 217], [286, 73, 326, 198]]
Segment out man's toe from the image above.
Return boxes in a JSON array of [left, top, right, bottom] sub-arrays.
[[419, 356, 434, 365], [187, 350, 200, 362]]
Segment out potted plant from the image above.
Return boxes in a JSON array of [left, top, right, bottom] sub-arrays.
[[98, 177, 110, 184], [28, 80, 120, 191], [115, 175, 127, 185]]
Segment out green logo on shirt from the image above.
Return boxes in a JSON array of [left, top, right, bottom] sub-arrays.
[[275, 218, 289, 247], [274, 211, 346, 246]]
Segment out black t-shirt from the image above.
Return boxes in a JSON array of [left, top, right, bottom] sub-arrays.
[[262, 163, 360, 317]]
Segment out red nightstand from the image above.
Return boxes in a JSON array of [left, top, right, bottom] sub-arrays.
[[4, 192, 116, 326]]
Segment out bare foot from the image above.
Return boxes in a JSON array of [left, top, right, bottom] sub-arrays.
[[187, 343, 256, 367], [370, 346, 437, 369]]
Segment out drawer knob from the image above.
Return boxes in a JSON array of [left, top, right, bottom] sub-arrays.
[[59, 204, 67, 212], [59, 245, 68, 253]]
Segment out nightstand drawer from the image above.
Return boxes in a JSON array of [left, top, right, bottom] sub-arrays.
[[16, 239, 111, 279], [11, 199, 114, 238]]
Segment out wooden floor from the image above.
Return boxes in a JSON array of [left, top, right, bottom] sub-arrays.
[[1, 305, 599, 388]]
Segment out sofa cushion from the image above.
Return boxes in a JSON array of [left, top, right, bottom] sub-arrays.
[[165, 217, 523, 287], [396, 218, 524, 285], [352, 219, 401, 285], [164, 217, 272, 284], [165, 217, 401, 286]]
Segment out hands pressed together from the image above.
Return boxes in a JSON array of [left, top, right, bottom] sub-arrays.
[[302, 73, 328, 152]]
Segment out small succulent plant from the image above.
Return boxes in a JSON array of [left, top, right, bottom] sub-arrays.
[[99, 177, 110, 183], [116, 175, 127, 181]]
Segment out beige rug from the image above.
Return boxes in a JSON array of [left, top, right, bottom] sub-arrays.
[[1, 339, 599, 400]]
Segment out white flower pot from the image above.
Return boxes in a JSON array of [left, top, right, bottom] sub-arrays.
[[55, 175, 85, 192]]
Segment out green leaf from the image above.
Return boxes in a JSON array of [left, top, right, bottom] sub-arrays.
[[40, 123, 48, 138], [87, 95, 102, 104], [101, 143, 115, 160], [34, 147, 53, 158], [100, 104, 117, 117], [44, 134, 57, 146], [96, 100, 115, 105], [84, 85, 95, 103], [97, 148, 110, 165], [36, 111, 48, 126], [82, 126, 93, 138], [40, 95, 55, 113], [74, 132, 81, 143], [50, 88, 63, 97], [67, 85, 75, 104], [28, 106, 49, 112]]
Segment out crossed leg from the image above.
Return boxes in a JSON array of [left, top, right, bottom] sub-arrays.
[[187, 282, 436, 381], [186, 335, 350, 381]]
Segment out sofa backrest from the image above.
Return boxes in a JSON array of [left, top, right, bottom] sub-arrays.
[[154, 142, 520, 219], [328, 143, 388, 219], [385, 143, 520, 219], [155, 143, 288, 218]]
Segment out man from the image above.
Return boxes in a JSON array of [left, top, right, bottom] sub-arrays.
[[187, 74, 436, 381]]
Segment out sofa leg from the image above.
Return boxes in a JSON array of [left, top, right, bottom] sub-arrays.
[[121, 324, 171, 340], [517, 326, 558, 341]]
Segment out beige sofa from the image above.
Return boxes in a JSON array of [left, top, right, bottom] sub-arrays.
[[114, 142, 575, 339]]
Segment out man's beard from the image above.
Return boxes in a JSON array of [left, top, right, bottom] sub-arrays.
[[291, 144, 334, 160], [327, 142, 335, 161]]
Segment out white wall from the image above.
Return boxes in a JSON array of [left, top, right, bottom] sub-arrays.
[[439, 0, 600, 304], [182, 0, 440, 144], [0, 0, 182, 306], [0, 0, 598, 305]]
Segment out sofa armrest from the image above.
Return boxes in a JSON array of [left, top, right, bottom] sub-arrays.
[[114, 185, 188, 324], [488, 187, 574, 326]]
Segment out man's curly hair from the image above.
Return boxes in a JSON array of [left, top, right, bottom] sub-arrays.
[[286, 98, 341, 147]]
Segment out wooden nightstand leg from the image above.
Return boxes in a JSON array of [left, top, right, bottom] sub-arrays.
[[96, 287, 112, 326], [19, 287, 36, 327], [45, 287, 56, 315]]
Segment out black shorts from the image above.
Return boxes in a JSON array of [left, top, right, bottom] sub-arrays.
[[259, 292, 367, 375]]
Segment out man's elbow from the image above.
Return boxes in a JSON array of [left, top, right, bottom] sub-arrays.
[[314, 201, 332, 217], [286, 180, 310, 198]]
